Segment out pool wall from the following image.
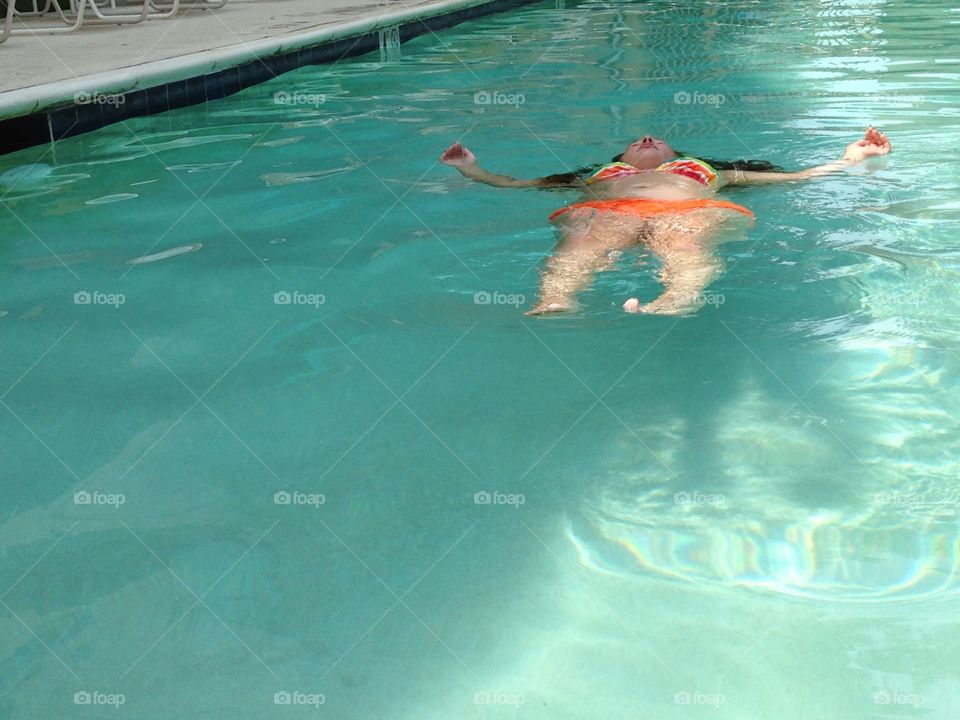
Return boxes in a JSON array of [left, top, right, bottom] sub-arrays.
[[0, 0, 540, 156]]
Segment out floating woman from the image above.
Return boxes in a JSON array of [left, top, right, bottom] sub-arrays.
[[441, 127, 891, 315]]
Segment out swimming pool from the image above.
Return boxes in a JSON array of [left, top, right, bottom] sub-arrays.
[[2, 0, 959, 716]]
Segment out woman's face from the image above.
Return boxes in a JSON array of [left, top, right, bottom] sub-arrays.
[[621, 135, 675, 169]]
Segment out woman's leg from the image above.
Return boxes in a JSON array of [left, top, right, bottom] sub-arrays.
[[527, 209, 646, 316], [623, 209, 729, 315]]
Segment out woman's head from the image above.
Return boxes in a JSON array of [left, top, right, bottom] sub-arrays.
[[620, 135, 675, 169]]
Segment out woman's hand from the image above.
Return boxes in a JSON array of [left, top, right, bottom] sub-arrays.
[[440, 142, 477, 169], [842, 126, 891, 162], [439, 142, 543, 188]]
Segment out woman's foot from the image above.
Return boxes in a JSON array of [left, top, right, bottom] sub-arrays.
[[525, 301, 573, 316], [623, 297, 685, 315]]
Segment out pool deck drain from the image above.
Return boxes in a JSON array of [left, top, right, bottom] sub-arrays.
[[0, 0, 536, 152]]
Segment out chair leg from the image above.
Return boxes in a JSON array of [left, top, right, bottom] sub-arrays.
[[145, 0, 180, 20], [151, 0, 224, 9], [72, 0, 149, 23], [99, 0, 180, 21], [11, 0, 86, 33], [0, 0, 15, 43], [14, 0, 56, 17]]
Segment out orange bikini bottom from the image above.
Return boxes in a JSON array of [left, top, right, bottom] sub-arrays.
[[549, 198, 755, 223]]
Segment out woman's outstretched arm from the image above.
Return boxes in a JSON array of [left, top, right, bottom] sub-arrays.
[[440, 142, 583, 189], [721, 126, 891, 186]]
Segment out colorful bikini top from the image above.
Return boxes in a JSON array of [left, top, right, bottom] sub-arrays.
[[586, 157, 719, 187], [585, 161, 644, 183], [657, 157, 719, 186]]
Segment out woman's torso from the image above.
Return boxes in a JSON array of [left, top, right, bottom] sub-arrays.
[[580, 158, 720, 201]]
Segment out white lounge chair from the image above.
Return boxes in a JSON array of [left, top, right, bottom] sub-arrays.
[[10, 0, 138, 34], [9, 0, 188, 34], [94, 0, 183, 20]]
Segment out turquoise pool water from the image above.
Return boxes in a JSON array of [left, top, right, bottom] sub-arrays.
[[2, 0, 960, 717]]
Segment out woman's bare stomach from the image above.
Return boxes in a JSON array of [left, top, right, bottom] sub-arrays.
[[581, 172, 714, 201]]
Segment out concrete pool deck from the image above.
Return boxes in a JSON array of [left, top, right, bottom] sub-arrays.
[[0, 0, 536, 152]]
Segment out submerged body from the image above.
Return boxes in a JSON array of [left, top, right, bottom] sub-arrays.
[[441, 129, 891, 315], [538, 155, 754, 315]]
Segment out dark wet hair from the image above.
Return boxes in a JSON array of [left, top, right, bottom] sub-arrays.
[[538, 151, 784, 187], [678, 153, 785, 173]]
